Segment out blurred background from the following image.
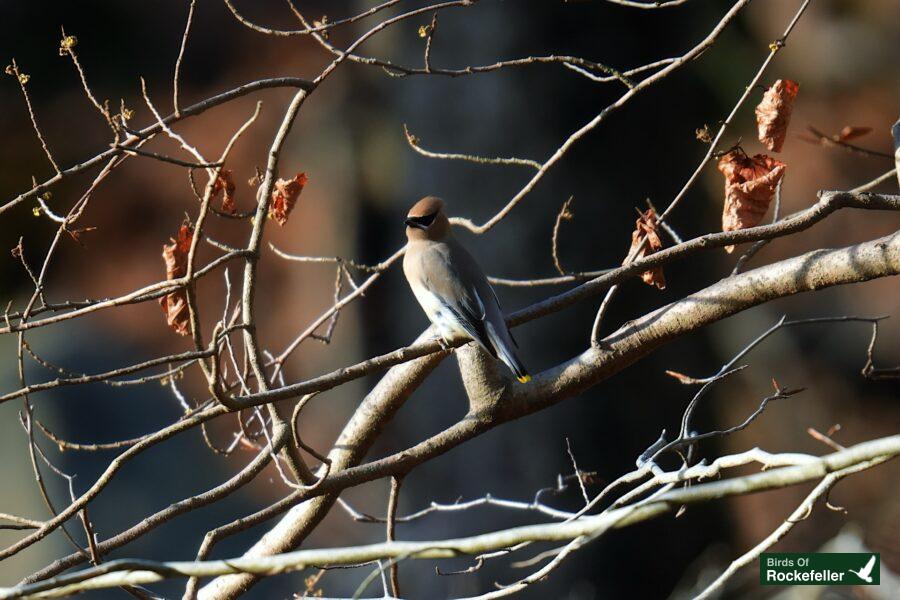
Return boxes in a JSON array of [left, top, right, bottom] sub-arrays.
[[0, 1, 898, 598]]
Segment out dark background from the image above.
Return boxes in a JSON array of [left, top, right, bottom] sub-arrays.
[[0, 1, 898, 598]]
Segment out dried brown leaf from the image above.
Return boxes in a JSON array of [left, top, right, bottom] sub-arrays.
[[159, 225, 193, 336], [718, 151, 786, 253], [755, 79, 799, 152], [626, 208, 665, 290], [211, 170, 236, 214], [269, 172, 308, 226]]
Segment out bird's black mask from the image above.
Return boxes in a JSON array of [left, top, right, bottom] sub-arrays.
[[405, 212, 437, 230]]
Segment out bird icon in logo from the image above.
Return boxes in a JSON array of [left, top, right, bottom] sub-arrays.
[[847, 554, 877, 583]]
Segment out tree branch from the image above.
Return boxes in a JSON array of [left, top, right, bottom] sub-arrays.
[[7, 435, 897, 599], [195, 228, 900, 598]]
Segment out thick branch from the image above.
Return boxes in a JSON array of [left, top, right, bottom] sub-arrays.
[[198, 332, 446, 598]]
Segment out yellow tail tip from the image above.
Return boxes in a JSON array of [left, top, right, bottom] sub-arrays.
[[517, 374, 532, 383]]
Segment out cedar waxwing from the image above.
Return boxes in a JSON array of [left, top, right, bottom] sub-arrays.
[[403, 196, 531, 383]]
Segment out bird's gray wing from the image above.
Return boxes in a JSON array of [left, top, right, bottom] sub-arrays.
[[475, 272, 519, 348], [419, 243, 497, 357], [449, 243, 529, 379]]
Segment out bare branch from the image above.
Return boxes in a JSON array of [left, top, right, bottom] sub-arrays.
[[8, 435, 897, 598], [173, 0, 197, 117], [404, 124, 541, 170]]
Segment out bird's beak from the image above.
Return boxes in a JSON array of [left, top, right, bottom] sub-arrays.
[[405, 217, 427, 230]]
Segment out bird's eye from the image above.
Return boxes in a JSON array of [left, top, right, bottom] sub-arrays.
[[405, 212, 438, 229]]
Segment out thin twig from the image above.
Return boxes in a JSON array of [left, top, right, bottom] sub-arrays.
[[404, 124, 541, 170], [551, 196, 575, 275], [173, 0, 197, 117], [387, 476, 403, 597], [7, 60, 60, 173]]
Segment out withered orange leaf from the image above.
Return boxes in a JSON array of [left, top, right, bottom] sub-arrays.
[[159, 224, 193, 336], [718, 151, 786, 253], [626, 208, 666, 290], [269, 172, 308, 226], [838, 126, 872, 141], [211, 170, 236, 215], [755, 79, 799, 152]]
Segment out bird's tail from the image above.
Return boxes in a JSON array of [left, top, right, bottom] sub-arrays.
[[494, 339, 531, 383]]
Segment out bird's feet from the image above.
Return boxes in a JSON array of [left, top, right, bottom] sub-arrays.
[[430, 333, 453, 351]]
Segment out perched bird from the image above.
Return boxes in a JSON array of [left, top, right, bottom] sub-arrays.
[[403, 196, 531, 383]]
